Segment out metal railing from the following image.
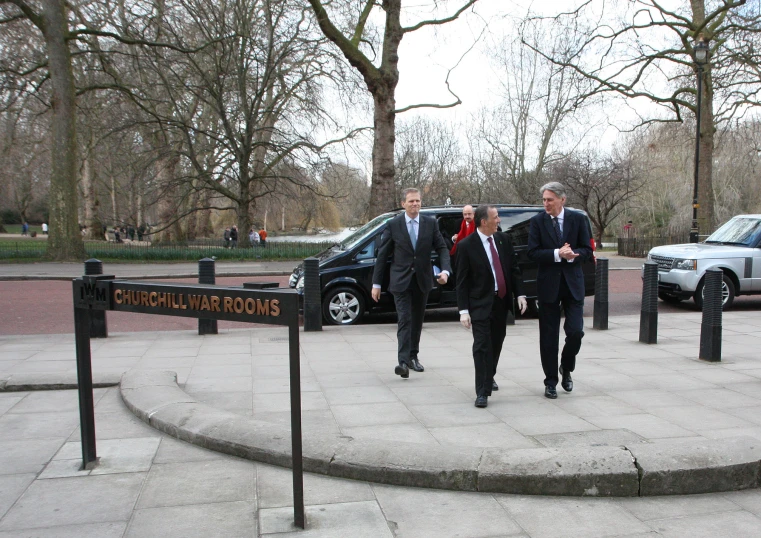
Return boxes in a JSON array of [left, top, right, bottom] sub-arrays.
[[617, 235, 689, 258]]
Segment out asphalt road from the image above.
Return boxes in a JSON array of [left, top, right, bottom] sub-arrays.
[[3, 269, 761, 335]]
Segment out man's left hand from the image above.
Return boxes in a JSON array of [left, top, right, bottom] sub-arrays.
[[517, 296, 527, 314], [436, 273, 448, 285]]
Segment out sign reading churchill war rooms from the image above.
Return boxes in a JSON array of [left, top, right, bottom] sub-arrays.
[[72, 276, 306, 528]]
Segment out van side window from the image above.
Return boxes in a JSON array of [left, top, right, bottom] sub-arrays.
[[508, 220, 531, 247], [356, 235, 379, 260]]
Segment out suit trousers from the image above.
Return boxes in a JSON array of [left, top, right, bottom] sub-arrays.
[[538, 274, 584, 387], [392, 278, 430, 367], [471, 296, 507, 398]]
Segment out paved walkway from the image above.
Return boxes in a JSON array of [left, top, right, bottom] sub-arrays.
[[2, 311, 761, 535]]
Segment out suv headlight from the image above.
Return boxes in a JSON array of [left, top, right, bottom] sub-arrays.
[[296, 276, 305, 290], [673, 258, 696, 270], [288, 273, 298, 287]]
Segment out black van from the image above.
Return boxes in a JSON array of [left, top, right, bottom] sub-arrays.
[[288, 205, 596, 325]]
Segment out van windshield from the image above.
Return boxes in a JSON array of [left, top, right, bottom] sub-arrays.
[[705, 217, 761, 246], [342, 212, 399, 250]]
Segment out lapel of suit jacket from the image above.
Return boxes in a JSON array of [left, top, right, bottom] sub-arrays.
[[399, 214, 415, 252], [562, 211, 573, 244], [544, 213, 559, 247], [477, 233, 495, 287]]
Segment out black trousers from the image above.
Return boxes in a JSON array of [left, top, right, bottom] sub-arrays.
[[471, 295, 507, 398], [538, 275, 584, 387], [392, 278, 430, 367]]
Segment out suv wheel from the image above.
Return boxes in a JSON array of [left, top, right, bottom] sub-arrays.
[[322, 286, 366, 325], [694, 273, 735, 311]]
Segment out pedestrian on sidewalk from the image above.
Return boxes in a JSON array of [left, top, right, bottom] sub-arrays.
[[456, 205, 527, 408], [527, 182, 592, 399], [371, 188, 451, 379]]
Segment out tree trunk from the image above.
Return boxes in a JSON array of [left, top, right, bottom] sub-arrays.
[[41, 0, 85, 260], [691, 0, 715, 236], [110, 175, 118, 226], [81, 151, 102, 240], [370, 88, 398, 215], [155, 154, 181, 243]]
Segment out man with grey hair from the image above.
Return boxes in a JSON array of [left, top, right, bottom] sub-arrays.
[[527, 182, 592, 399], [372, 188, 452, 379]]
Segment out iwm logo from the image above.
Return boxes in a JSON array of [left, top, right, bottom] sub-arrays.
[[74, 278, 112, 309]]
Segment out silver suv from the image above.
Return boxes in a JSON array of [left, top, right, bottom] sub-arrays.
[[647, 215, 761, 309]]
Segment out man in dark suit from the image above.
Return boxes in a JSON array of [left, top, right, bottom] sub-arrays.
[[527, 182, 592, 399], [457, 205, 527, 408], [371, 188, 452, 378]]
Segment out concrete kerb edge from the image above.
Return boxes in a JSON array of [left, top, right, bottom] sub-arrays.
[[0, 372, 121, 392], [118, 370, 761, 497]]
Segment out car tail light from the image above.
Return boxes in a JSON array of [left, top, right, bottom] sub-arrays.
[[590, 237, 596, 262]]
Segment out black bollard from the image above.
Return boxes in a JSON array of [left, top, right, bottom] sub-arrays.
[[639, 261, 658, 344], [699, 269, 723, 362], [593, 258, 609, 330], [303, 258, 322, 331], [84, 259, 108, 338], [198, 258, 218, 335]]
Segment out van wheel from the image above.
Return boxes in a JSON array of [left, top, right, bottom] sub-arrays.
[[694, 274, 735, 311], [322, 286, 365, 325]]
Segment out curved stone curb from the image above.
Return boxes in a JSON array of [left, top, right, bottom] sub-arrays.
[[120, 370, 761, 497], [0, 372, 121, 392]]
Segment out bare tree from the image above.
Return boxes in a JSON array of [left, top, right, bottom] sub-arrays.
[[523, 0, 761, 234], [553, 149, 645, 245], [87, 0, 353, 244], [306, 0, 478, 216], [483, 25, 600, 203], [1, 0, 85, 259]]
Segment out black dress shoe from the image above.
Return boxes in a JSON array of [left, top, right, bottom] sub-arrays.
[[410, 358, 425, 372], [475, 396, 488, 408], [492, 380, 499, 391], [559, 366, 573, 392], [395, 363, 410, 379], [544, 385, 557, 399]]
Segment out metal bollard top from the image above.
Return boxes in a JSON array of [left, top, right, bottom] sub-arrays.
[[84, 259, 103, 275]]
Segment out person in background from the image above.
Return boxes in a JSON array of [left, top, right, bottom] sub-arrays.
[[21, 222, 28, 236], [450, 205, 475, 258], [41, 222, 48, 235], [249, 227, 260, 246], [223, 227, 231, 248], [259, 227, 267, 247], [230, 225, 238, 248]]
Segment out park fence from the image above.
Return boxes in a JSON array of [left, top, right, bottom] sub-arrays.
[[617, 235, 689, 258], [0, 238, 334, 261]]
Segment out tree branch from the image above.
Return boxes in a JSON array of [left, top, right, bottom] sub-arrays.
[[402, 0, 478, 33]]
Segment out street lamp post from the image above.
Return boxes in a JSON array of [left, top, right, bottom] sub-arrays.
[[690, 38, 709, 243]]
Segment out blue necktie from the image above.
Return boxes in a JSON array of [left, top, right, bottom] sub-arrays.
[[409, 219, 417, 249]]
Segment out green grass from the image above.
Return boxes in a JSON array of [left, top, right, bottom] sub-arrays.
[[2, 224, 43, 235], [0, 239, 333, 262]]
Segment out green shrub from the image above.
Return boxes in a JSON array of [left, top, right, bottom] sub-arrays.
[[0, 239, 332, 262]]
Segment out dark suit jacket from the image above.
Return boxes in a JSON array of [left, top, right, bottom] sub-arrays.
[[456, 231, 523, 321], [372, 213, 452, 294], [527, 209, 592, 302]]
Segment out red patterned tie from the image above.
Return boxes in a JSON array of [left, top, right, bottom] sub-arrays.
[[487, 237, 507, 299]]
